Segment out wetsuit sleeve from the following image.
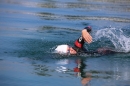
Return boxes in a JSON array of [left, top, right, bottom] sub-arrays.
[[74, 36, 84, 48]]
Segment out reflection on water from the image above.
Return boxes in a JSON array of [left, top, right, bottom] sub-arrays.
[[74, 59, 91, 86], [32, 57, 130, 86]]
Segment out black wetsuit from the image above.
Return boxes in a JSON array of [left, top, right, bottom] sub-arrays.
[[73, 36, 115, 55], [73, 36, 88, 53], [73, 27, 91, 54]]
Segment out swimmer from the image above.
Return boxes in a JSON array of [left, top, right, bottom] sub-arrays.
[[55, 26, 116, 55], [55, 26, 92, 55]]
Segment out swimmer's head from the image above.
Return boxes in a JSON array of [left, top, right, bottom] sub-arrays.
[[69, 47, 77, 55], [55, 45, 77, 55]]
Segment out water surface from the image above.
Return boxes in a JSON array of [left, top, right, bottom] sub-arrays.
[[0, 0, 130, 86]]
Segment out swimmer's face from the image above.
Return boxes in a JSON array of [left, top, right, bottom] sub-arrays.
[[69, 47, 77, 54]]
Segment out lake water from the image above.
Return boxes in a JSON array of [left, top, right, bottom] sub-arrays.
[[0, 0, 130, 86]]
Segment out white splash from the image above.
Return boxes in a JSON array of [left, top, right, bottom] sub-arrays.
[[95, 27, 130, 53]]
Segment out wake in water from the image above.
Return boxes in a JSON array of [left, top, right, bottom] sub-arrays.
[[50, 27, 130, 57], [95, 27, 130, 53]]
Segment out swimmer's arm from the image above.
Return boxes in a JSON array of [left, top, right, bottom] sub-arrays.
[[82, 29, 92, 44]]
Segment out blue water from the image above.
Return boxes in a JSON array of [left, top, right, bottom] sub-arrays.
[[0, 0, 130, 86]]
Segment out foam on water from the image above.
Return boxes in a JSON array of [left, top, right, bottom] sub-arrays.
[[95, 27, 130, 53]]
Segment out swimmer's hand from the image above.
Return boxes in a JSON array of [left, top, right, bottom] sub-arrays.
[[82, 29, 92, 44]]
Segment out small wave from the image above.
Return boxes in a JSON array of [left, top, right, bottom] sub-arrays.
[[95, 27, 130, 53], [37, 12, 130, 22]]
